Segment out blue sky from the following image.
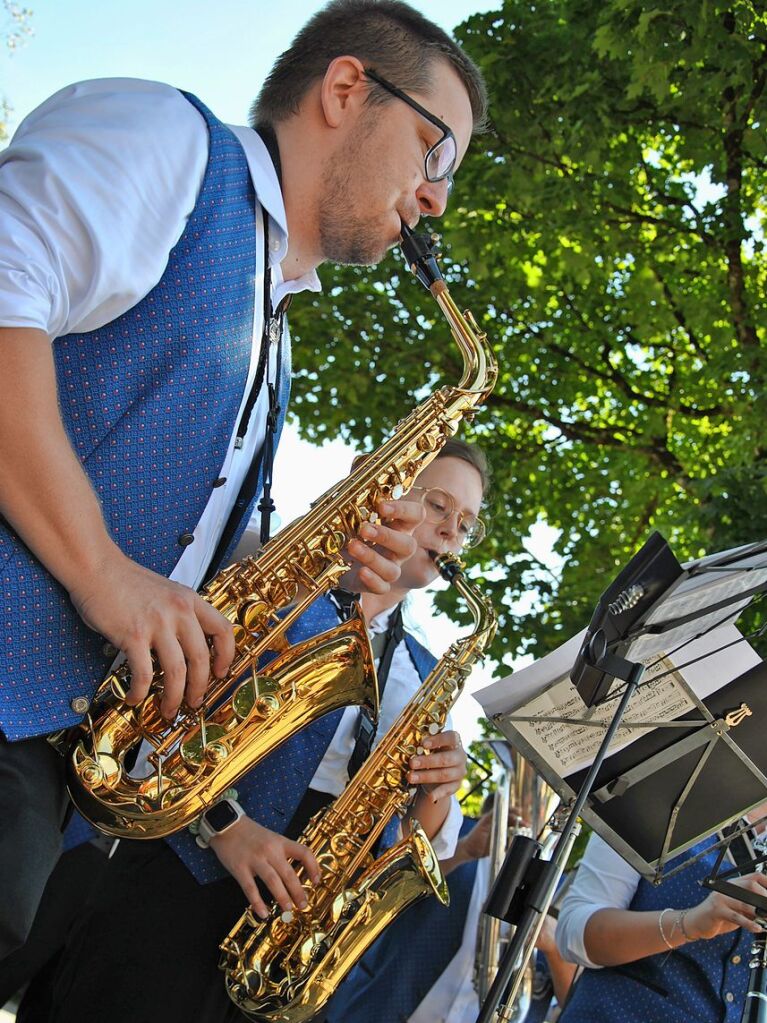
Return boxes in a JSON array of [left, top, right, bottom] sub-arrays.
[[2, 0, 497, 133]]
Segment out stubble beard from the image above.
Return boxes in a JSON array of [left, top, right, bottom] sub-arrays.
[[318, 120, 392, 267]]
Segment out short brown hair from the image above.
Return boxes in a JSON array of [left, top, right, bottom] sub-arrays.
[[352, 437, 490, 497], [252, 0, 487, 132]]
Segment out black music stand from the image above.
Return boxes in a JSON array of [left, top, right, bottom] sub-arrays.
[[476, 532, 767, 1023]]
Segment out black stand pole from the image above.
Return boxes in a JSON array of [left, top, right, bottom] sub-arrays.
[[475, 667, 644, 1023]]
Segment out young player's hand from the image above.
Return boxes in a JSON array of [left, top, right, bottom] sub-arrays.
[[209, 816, 321, 919], [408, 729, 466, 802], [340, 497, 424, 595]]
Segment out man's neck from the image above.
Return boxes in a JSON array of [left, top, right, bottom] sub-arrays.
[[360, 587, 407, 623], [273, 120, 324, 281]]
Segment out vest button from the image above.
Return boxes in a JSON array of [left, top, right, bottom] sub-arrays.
[[731, 954, 742, 964], [70, 696, 90, 715], [212, 477, 227, 488], [178, 531, 195, 547], [726, 992, 735, 1003]]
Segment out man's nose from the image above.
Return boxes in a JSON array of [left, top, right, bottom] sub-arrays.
[[415, 177, 449, 218]]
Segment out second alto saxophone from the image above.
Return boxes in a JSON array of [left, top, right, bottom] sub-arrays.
[[220, 553, 498, 1022]]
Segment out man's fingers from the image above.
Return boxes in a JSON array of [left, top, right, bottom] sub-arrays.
[[123, 643, 154, 706], [175, 619, 213, 708], [152, 635, 187, 718], [196, 596, 236, 678]]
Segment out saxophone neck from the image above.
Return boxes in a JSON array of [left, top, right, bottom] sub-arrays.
[[432, 281, 497, 397], [400, 223, 498, 399], [435, 552, 498, 658]]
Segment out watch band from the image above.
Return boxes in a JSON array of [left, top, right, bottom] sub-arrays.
[[195, 797, 246, 849]]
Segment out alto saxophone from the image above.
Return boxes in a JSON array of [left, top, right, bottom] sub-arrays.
[[65, 224, 498, 839], [220, 553, 498, 1022]]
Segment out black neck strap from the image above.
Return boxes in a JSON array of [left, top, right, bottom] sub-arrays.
[[347, 603, 406, 780], [204, 170, 288, 580]]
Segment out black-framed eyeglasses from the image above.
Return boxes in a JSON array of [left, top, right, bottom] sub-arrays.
[[364, 68, 457, 193], [410, 486, 486, 549]]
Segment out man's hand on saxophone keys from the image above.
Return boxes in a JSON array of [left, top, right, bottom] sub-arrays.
[[69, 549, 236, 720], [341, 496, 425, 595]]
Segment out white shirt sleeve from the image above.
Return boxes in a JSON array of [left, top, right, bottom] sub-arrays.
[[0, 78, 208, 337], [428, 792, 462, 859], [555, 832, 641, 969]]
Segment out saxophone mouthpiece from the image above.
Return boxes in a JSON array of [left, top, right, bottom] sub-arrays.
[[400, 220, 444, 291], [433, 551, 463, 582]]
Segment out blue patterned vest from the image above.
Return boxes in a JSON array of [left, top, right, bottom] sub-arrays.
[[560, 838, 751, 1023], [167, 600, 438, 884], [0, 92, 290, 742]]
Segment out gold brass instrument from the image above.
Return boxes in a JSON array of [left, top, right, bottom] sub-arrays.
[[474, 743, 559, 1018], [65, 224, 498, 839], [220, 552, 498, 1022]]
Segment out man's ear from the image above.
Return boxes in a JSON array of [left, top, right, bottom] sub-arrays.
[[320, 55, 368, 128]]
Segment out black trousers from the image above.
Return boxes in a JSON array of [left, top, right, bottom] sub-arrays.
[[44, 789, 334, 1023], [0, 734, 69, 960], [45, 839, 247, 1023], [0, 840, 109, 1020]]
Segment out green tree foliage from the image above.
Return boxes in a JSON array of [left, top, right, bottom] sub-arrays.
[[288, 0, 767, 675]]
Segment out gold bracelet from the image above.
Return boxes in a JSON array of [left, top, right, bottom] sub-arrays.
[[678, 908, 693, 941]]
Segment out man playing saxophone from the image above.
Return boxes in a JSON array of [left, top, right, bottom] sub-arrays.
[[1, 440, 486, 1023], [0, 0, 488, 960]]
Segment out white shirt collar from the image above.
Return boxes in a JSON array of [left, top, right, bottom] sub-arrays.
[[368, 603, 400, 636]]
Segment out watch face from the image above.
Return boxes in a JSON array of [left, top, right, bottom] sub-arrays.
[[205, 801, 238, 832]]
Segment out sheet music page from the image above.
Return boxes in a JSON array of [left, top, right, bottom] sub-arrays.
[[627, 547, 767, 658], [474, 622, 761, 777]]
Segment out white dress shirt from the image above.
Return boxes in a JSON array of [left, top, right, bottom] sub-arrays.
[[555, 832, 640, 969], [311, 604, 462, 859], [0, 77, 321, 590]]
